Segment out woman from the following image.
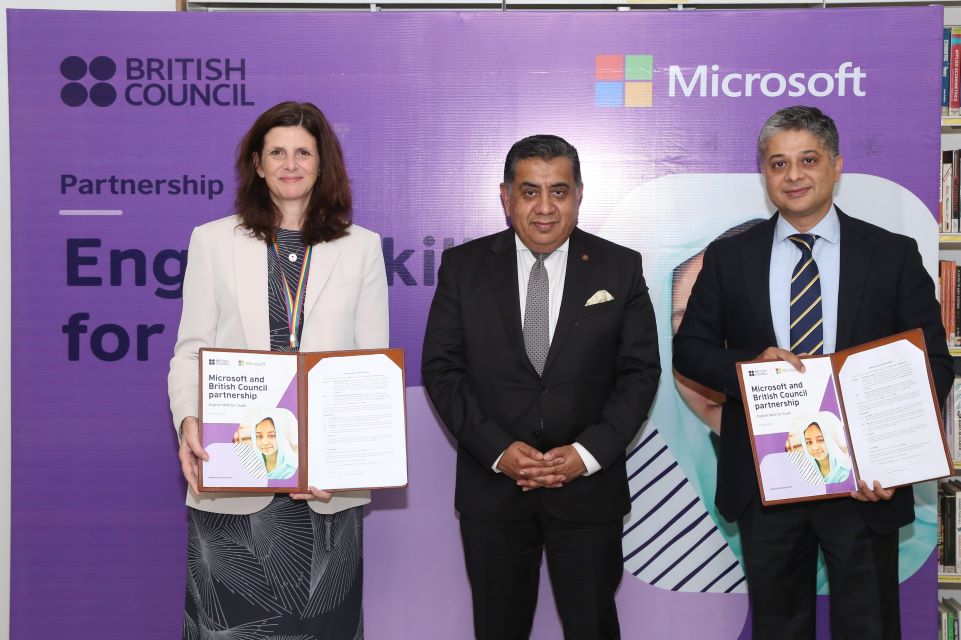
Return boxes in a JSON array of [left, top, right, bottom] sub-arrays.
[[798, 416, 853, 485], [168, 101, 388, 638]]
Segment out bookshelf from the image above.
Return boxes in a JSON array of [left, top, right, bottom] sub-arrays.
[[939, 21, 961, 640]]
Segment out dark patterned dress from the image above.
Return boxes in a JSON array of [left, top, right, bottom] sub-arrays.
[[183, 228, 364, 639]]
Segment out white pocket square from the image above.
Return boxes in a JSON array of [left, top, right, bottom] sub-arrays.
[[585, 290, 614, 306]]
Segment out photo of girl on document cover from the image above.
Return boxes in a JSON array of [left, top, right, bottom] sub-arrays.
[[784, 411, 853, 487], [230, 408, 299, 481]]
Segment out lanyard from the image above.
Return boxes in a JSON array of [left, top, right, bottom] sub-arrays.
[[271, 240, 312, 349]]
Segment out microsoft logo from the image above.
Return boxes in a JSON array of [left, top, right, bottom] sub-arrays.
[[595, 54, 653, 108]]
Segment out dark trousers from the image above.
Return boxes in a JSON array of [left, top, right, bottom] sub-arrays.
[[459, 506, 623, 640], [737, 496, 901, 640]]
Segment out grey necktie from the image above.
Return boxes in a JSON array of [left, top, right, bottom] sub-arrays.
[[523, 252, 551, 375]]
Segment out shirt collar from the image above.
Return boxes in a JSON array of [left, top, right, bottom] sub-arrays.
[[514, 234, 570, 255], [774, 205, 840, 245]]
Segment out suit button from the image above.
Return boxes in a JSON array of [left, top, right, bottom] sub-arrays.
[[539, 385, 548, 394], [531, 431, 540, 439]]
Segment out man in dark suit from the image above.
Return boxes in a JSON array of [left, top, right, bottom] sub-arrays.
[[422, 135, 661, 640], [673, 106, 953, 639]]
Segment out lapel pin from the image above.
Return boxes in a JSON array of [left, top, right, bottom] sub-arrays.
[[581, 253, 589, 261]]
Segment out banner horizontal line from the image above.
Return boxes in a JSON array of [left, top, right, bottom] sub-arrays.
[[58, 209, 124, 216]]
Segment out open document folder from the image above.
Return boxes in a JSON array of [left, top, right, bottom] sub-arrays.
[[736, 329, 951, 506], [199, 347, 408, 493]]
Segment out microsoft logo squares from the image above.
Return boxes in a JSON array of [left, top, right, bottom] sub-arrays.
[[595, 54, 653, 108]]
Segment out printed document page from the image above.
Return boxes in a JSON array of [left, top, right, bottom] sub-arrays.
[[306, 353, 407, 490], [838, 338, 950, 487]]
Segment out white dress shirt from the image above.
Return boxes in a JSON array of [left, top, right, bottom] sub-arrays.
[[491, 234, 601, 476]]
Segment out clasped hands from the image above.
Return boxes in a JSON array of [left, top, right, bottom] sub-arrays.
[[757, 347, 895, 503], [177, 416, 333, 502], [496, 441, 587, 492]]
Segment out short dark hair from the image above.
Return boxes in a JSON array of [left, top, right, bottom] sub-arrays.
[[503, 134, 582, 186], [757, 105, 840, 166], [234, 101, 352, 245]]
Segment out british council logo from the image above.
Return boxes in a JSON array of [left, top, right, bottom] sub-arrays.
[[60, 56, 117, 107]]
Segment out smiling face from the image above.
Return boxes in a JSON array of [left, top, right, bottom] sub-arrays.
[[255, 418, 278, 457], [760, 129, 842, 232], [255, 125, 320, 215], [804, 423, 827, 462], [501, 156, 581, 254]]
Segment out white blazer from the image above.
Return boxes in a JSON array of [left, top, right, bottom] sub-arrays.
[[168, 215, 389, 515]]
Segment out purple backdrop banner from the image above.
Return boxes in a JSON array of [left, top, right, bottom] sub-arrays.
[[7, 7, 942, 638]]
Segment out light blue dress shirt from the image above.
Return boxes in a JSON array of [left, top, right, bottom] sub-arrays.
[[769, 206, 840, 355]]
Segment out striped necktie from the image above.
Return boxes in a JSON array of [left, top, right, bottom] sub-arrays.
[[788, 234, 823, 356]]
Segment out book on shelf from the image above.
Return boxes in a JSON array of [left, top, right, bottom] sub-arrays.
[[939, 149, 960, 233], [948, 149, 961, 233], [943, 151, 953, 233], [951, 27, 961, 116], [950, 599, 958, 640], [954, 378, 961, 458], [941, 598, 961, 640], [946, 27, 953, 117], [942, 378, 961, 460], [941, 600, 948, 640], [944, 478, 961, 574], [942, 484, 947, 571], [943, 381, 959, 462], [944, 481, 959, 573], [941, 600, 951, 640], [951, 261, 956, 344], [939, 260, 961, 348], [956, 266, 960, 347], [940, 479, 961, 575]]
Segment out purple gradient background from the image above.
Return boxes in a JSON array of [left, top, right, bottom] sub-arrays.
[[7, 8, 941, 638]]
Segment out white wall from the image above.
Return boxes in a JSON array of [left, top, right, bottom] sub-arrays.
[[0, 4, 175, 639]]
